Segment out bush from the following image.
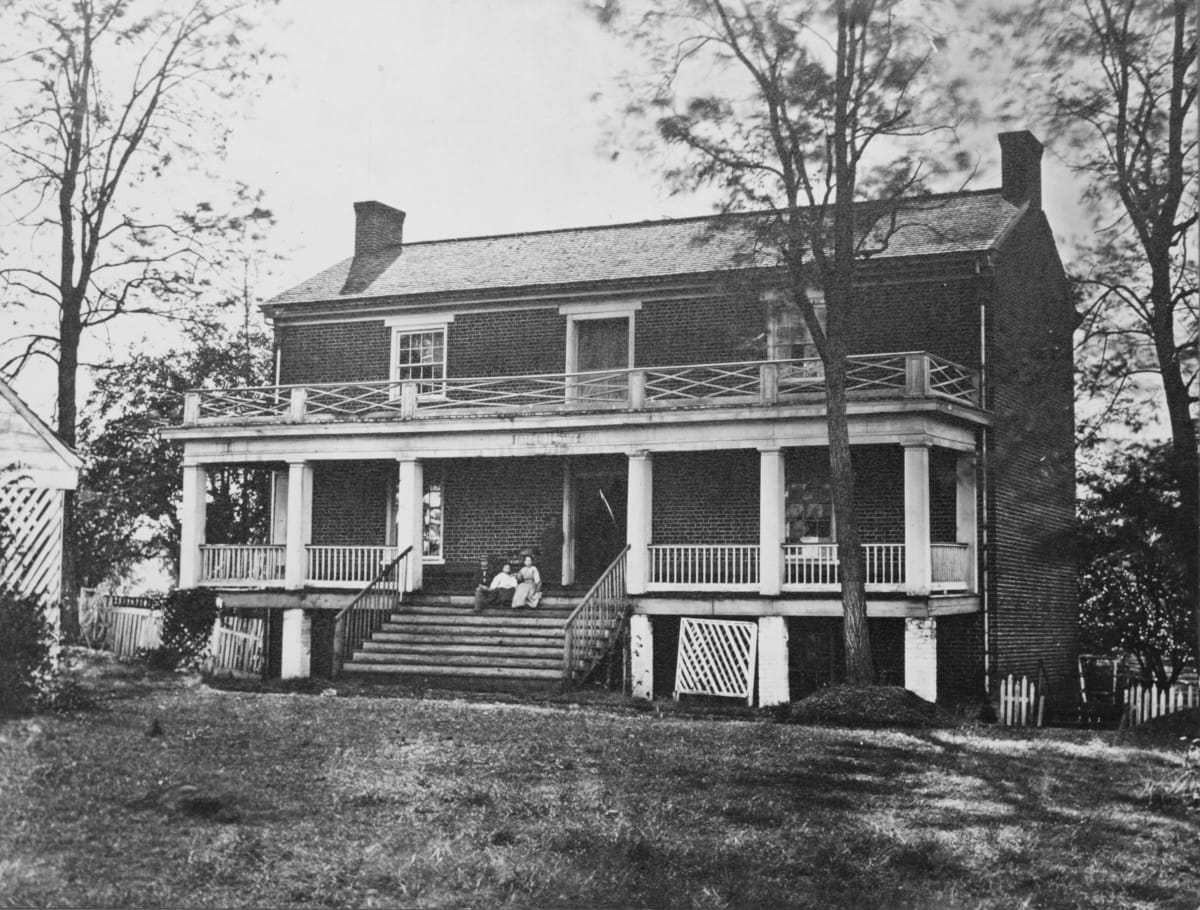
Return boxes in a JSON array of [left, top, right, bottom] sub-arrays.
[[0, 587, 54, 714], [142, 588, 220, 670]]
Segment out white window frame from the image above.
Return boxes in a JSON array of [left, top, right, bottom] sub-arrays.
[[560, 300, 641, 376], [386, 313, 455, 400], [766, 290, 826, 363]]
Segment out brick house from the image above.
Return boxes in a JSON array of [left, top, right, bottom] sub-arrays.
[[165, 131, 1077, 705]]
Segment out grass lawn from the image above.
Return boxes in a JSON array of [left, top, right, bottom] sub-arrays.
[[1, 653, 1198, 909]]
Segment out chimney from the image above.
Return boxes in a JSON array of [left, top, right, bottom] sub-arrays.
[[353, 200, 406, 256], [999, 131, 1043, 210]]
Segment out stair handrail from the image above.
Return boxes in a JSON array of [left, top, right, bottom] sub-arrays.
[[332, 545, 413, 678], [562, 545, 632, 687]]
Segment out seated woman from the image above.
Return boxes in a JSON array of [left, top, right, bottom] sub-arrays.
[[474, 563, 517, 610], [511, 555, 542, 609]]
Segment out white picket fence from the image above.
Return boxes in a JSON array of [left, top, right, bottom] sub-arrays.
[[106, 606, 164, 658], [999, 674, 1044, 727], [1124, 682, 1200, 727]]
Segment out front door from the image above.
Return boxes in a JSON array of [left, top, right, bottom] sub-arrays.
[[572, 468, 627, 585], [574, 317, 629, 401]]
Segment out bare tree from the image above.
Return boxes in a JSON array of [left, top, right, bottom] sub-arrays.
[[596, 0, 967, 683], [0, 0, 274, 447]]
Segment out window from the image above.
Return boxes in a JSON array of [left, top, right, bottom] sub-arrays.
[[422, 473, 443, 561], [768, 292, 826, 363], [392, 327, 446, 396], [786, 476, 834, 543], [561, 300, 640, 403]]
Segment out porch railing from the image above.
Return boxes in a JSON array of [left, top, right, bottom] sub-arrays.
[[782, 543, 905, 590], [307, 545, 399, 586], [562, 545, 631, 687], [332, 546, 411, 677], [199, 544, 286, 585], [647, 544, 760, 591], [183, 351, 980, 425], [931, 542, 970, 590]]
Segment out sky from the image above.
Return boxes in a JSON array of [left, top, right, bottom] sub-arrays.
[[3, 0, 1087, 418]]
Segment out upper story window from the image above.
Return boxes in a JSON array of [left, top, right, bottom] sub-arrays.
[[387, 314, 454, 399], [768, 291, 826, 363]]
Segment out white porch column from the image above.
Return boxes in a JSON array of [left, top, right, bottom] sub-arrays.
[[626, 450, 652, 595], [270, 470, 288, 545], [757, 615, 789, 706], [904, 617, 938, 702], [284, 460, 311, 590], [758, 447, 786, 596], [396, 457, 424, 592], [561, 461, 575, 586], [903, 443, 931, 596], [178, 464, 207, 588], [956, 452, 978, 593], [280, 608, 312, 679], [630, 614, 654, 700]]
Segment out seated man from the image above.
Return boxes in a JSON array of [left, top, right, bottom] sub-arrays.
[[474, 562, 517, 610]]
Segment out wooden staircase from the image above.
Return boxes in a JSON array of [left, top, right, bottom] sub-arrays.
[[340, 593, 574, 686]]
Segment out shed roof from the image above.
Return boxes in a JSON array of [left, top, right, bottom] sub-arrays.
[[0, 378, 81, 490], [266, 189, 1023, 311]]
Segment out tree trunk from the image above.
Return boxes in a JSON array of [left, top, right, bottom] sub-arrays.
[[827, 351, 874, 684]]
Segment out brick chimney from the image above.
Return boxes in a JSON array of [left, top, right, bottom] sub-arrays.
[[353, 200, 406, 256], [999, 131, 1043, 210]]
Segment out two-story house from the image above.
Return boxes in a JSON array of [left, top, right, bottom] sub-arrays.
[[165, 131, 1077, 706]]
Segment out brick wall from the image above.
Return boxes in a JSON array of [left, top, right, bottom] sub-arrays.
[[636, 294, 764, 365], [783, 446, 905, 544], [937, 612, 985, 706], [449, 309, 567, 377], [930, 447, 958, 542], [310, 462, 392, 545], [652, 451, 759, 543], [985, 211, 1078, 700], [436, 457, 565, 565], [278, 321, 391, 384], [850, 274, 981, 367]]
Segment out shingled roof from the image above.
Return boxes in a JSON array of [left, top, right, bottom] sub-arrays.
[[265, 189, 1024, 311]]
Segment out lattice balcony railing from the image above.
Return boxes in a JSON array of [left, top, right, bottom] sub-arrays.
[[182, 352, 981, 425]]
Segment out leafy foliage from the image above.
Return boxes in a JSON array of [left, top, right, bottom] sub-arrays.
[[0, 586, 54, 714], [74, 325, 273, 588], [141, 588, 220, 670], [1078, 443, 1196, 687]]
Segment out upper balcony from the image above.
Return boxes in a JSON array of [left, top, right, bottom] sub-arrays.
[[180, 351, 982, 429]]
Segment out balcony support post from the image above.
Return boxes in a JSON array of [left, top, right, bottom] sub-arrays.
[[905, 352, 931, 398], [179, 463, 207, 588], [288, 387, 307, 421], [904, 617, 938, 702], [284, 460, 312, 590], [626, 451, 652, 595], [758, 447, 785, 596], [396, 457, 424, 591], [956, 451, 979, 592], [759, 362, 779, 404], [903, 442, 931, 596], [183, 392, 200, 426], [630, 614, 653, 700], [629, 370, 646, 410], [757, 616, 789, 706]]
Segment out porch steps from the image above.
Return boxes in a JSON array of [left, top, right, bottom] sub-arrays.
[[341, 596, 573, 686]]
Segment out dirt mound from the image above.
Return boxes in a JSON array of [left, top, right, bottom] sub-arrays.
[[1129, 707, 1200, 739], [783, 685, 957, 728]]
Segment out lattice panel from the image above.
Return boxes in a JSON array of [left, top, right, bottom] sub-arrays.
[[0, 484, 64, 607], [674, 617, 759, 705]]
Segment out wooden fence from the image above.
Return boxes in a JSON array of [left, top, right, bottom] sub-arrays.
[[205, 614, 266, 677], [999, 674, 1044, 727], [105, 605, 164, 658], [1124, 682, 1200, 727]]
